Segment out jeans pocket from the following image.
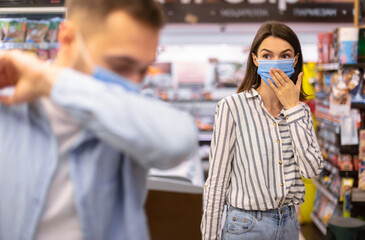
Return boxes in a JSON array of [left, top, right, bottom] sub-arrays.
[[227, 208, 256, 235]]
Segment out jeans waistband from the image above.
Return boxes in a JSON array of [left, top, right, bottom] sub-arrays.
[[227, 205, 296, 221]]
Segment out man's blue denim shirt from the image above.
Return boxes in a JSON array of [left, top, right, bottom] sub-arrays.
[[0, 69, 198, 240]]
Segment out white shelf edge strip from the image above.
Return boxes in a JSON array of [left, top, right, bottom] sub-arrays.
[[313, 178, 338, 205], [310, 213, 327, 235], [0, 7, 66, 14]]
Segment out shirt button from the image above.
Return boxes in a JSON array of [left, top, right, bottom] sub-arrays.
[[279, 161, 282, 164], [273, 123, 277, 126], [286, 116, 289, 120], [280, 183, 284, 187], [204, 185, 207, 189], [277, 140, 280, 143], [279, 201, 283, 204]]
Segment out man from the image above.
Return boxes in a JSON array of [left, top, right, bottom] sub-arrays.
[[0, 0, 197, 239]]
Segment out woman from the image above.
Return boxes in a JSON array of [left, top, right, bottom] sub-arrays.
[[201, 22, 323, 240]]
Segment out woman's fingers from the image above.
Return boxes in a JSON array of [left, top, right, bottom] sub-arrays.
[[296, 72, 304, 90], [269, 68, 283, 87], [276, 69, 292, 84]]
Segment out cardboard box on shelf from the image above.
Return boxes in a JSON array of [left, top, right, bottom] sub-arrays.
[[338, 27, 359, 64]]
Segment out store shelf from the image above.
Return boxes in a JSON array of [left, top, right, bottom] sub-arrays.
[[0, 7, 66, 14], [323, 161, 339, 175], [317, 63, 365, 71], [351, 101, 365, 110], [352, 188, 365, 202], [317, 63, 340, 71], [199, 131, 213, 141], [310, 213, 327, 235], [313, 178, 338, 205]]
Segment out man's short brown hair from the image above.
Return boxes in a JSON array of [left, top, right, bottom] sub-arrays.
[[66, 0, 165, 30]]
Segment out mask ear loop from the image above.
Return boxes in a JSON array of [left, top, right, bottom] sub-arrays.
[[76, 31, 96, 72]]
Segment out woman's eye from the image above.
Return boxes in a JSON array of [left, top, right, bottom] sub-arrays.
[[262, 54, 270, 59], [282, 54, 291, 59]]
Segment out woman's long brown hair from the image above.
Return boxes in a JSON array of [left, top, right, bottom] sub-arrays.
[[237, 22, 308, 101]]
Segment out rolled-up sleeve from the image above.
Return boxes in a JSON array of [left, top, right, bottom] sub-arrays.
[[50, 68, 198, 169], [284, 103, 323, 179]]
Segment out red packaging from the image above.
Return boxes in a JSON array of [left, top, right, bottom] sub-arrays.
[[340, 154, 353, 171], [318, 33, 325, 64], [323, 32, 333, 63]]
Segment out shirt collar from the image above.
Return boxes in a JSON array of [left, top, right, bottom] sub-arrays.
[[243, 88, 259, 98]]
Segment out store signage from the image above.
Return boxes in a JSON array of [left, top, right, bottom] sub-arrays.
[[157, 0, 298, 12], [158, 1, 354, 23]]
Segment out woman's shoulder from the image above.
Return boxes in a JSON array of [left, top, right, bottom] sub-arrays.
[[218, 91, 251, 106]]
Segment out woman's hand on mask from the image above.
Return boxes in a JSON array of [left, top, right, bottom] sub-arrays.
[[268, 68, 303, 110], [0, 50, 61, 105]]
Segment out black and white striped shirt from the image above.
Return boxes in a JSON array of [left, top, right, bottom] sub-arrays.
[[201, 89, 323, 240]]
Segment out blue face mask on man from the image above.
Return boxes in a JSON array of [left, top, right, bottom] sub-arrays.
[[256, 57, 296, 87], [77, 32, 141, 93]]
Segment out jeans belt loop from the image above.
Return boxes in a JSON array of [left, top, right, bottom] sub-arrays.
[[257, 210, 262, 221], [291, 205, 295, 220]]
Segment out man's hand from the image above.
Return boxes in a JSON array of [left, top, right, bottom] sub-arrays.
[[0, 50, 61, 105], [268, 68, 303, 110]]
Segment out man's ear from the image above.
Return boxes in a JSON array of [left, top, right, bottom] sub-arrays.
[[252, 53, 259, 67], [53, 21, 78, 67], [293, 53, 300, 67], [58, 21, 76, 48]]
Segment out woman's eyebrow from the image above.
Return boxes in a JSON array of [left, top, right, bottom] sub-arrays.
[[280, 49, 293, 54], [260, 48, 273, 53]]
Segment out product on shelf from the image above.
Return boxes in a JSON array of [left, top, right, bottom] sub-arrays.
[[318, 33, 324, 64], [25, 20, 50, 43], [354, 155, 360, 171], [359, 162, 365, 190], [37, 44, 49, 61], [343, 186, 352, 217], [338, 27, 359, 64], [340, 178, 354, 202], [340, 154, 353, 171], [0, 17, 62, 61], [324, 32, 333, 64], [331, 28, 339, 63], [49, 47, 59, 60], [359, 130, 365, 161], [46, 18, 62, 43], [340, 110, 359, 146], [2, 18, 27, 43]]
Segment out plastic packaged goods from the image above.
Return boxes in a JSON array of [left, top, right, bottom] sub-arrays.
[[26, 20, 50, 43], [2, 18, 27, 42], [37, 43, 49, 61], [359, 162, 365, 190], [46, 18, 62, 43], [338, 27, 359, 64], [49, 46, 59, 60]]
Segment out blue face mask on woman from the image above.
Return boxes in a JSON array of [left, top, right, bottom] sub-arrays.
[[256, 57, 295, 87]]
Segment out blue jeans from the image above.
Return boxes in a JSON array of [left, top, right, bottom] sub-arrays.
[[222, 205, 300, 240]]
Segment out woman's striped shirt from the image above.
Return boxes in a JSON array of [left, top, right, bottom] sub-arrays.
[[201, 89, 323, 240]]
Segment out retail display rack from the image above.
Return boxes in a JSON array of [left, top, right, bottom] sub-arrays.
[[312, 60, 365, 234]]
